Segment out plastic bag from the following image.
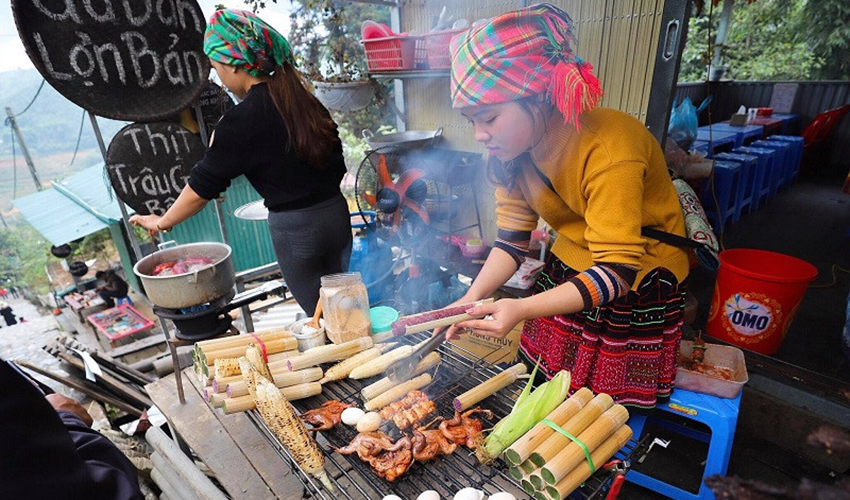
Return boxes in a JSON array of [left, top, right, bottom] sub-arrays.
[[668, 97, 712, 151]]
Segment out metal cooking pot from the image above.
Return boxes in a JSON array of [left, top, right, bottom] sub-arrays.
[[133, 242, 235, 309], [361, 128, 443, 150]]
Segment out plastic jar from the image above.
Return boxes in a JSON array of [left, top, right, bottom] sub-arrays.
[[320, 272, 372, 344], [288, 318, 327, 352]]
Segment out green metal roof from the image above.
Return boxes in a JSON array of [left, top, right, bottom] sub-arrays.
[[13, 163, 134, 246]]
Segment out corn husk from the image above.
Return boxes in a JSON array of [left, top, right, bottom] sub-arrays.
[[477, 365, 571, 464]]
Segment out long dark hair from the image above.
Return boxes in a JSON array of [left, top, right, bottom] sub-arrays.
[[487, 97, 551, 188], [266, 62, 341, 169]]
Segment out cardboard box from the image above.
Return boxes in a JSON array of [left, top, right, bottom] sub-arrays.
[[450, 304, 524, 368]]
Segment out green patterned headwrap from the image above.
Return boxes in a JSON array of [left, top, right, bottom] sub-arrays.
[[204, 9, 295, 77]]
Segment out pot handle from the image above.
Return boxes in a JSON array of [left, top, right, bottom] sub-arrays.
[[361, 129, 375, 140], [158, 240, 178, 251]]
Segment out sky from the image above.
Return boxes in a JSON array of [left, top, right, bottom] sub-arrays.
[[0, 0, 293, 73]]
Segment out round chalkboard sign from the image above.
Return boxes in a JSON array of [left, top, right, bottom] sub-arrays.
[[106, 122, 205, 215], [12, 0, 211, 121]]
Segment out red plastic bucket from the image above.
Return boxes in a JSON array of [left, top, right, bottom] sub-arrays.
[[707, 249, 817, 355]]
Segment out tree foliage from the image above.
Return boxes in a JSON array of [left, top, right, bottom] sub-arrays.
[[679, 0, 846, 83], [0, 224, 52, 294]]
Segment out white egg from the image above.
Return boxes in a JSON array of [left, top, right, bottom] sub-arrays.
[[382, 496, 403, 500], [340, 407, 365, 426], [453, 488, 484, 500], [488, 493, 517, 500], [417, 491, 441, 500], [356, 411, 383, 433]]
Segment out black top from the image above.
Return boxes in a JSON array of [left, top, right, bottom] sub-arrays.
[[0, 360, 143, 500], [189, 83, 346, 211]]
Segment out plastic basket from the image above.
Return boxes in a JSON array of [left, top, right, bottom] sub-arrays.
[[362, 35, 427, 71], [423, 28, 469, 69]]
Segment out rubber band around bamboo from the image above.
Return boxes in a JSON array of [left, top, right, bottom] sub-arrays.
[[542, 418, 596, 474], [249, 332, 269, 363]]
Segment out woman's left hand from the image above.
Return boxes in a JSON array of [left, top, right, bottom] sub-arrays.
[[451, 298, 529, 340], [129, 214, 163, 236]]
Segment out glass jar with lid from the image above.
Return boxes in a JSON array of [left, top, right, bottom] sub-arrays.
[[320, 272, 372, 344]]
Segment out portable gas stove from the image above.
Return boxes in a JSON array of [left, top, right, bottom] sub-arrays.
[[152, 280, 286, 341]]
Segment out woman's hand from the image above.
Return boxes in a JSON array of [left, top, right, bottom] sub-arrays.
[[129, 214, 164, 236], [46, 393, 94, 427], [451, 298, 529, 340], [434, 292, 481, 340]]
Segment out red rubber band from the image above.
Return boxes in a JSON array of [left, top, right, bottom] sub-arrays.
[[249, 332, 268, 363]]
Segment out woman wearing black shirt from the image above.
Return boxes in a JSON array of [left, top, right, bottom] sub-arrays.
[[131, 9, 351, 315]]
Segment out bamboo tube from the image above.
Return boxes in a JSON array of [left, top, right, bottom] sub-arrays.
[[538, 405, 630, 485], [227, 367, 323, 398], [318, 346, 383, 384], [529, 393, 614, 467], [520, 478, 536, 497], [504, 387, 594, 466], [271, 337, 373, 372], [204, 337, 298, 366], [452, 363, 527, 412], [196, 328, 291, 354], [364, 373, 432, 411], [212, 374, 242, 393], [545, 426, 633, 500], [533, 492, 548, 500], [518, 459, 537, 475], [360, 352, 441, 400], [222, 382, 323, 414], [210, 393, 225, 409]]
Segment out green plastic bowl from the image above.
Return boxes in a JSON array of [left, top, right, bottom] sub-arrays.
[[370, 306, 399, 333]]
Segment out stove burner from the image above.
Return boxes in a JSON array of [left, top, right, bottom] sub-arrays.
[[153, 281, 286, 341]]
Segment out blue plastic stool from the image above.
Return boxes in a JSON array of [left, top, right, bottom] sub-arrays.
[[734, 147, 779, 199], [750, 140, 792, 190], [767, 135, 803, 185], [712, 153, 758, 219], [700, 160, 741, 234], [116, 296, 134, 306], [625, 388, 742, 500]]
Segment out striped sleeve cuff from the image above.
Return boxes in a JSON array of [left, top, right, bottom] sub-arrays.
[[567, 264, 638, 309], [494, 228, 532, 266]]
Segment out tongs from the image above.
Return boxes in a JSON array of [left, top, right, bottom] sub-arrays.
[[386, 331, 446, 383]]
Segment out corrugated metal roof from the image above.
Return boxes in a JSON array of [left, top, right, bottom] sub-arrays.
[[12, 163, 134, 246]]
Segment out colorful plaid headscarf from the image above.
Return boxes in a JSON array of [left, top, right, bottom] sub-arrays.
[[204, 9, 294, 77], [450, 3, 603, 129]]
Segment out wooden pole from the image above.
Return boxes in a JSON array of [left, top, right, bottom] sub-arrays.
[[146, 425, 228, 500], [15, 361, 142, 417], [4, 107, 43, 191]]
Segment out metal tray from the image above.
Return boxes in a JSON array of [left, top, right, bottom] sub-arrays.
[[362, 128, 443, 150]]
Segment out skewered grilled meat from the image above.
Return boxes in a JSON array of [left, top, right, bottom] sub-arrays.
[[368, 436, 413, 482], [333, 432, 399, 461], [379, 390, 436, 430], [411, 426, 458, 462], [439, 408, 493, 449], [301, 400, 353, 431]]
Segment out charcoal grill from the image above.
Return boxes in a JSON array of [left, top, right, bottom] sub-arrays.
[[247, 333, 650, 499]]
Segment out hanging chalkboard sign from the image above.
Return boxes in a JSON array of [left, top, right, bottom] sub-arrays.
[[196, 81, 235, 133], [11, 0, 210, 121], [106, 122, 205, 215]]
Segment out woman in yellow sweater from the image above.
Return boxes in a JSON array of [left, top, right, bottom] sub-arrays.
[[447, 4, 690, 408]]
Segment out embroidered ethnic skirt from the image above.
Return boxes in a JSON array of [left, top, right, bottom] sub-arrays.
[[519, 254, 686, 409]]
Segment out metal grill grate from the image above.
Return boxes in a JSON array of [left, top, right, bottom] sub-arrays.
[[247, 334, 648, 499]]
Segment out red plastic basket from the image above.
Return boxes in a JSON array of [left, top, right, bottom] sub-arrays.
[[423, 28, 469, 69], [362, 35, 427, 71]]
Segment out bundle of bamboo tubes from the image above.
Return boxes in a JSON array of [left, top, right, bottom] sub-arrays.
[[191, 329, 298, 383], [503, 390, 632, 499]]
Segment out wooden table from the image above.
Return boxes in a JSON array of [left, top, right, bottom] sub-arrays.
[[65, 292, 107, 322], [146, 371, 304, 499]]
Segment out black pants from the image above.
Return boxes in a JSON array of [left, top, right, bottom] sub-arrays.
[[267, 194, 352, 316]]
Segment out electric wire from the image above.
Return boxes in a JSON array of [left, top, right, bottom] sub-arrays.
[[69, 109, 86, 167], [4, 79, 45, 124]]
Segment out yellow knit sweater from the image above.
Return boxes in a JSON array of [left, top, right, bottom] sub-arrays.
[[495, 107, 690, 285]]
